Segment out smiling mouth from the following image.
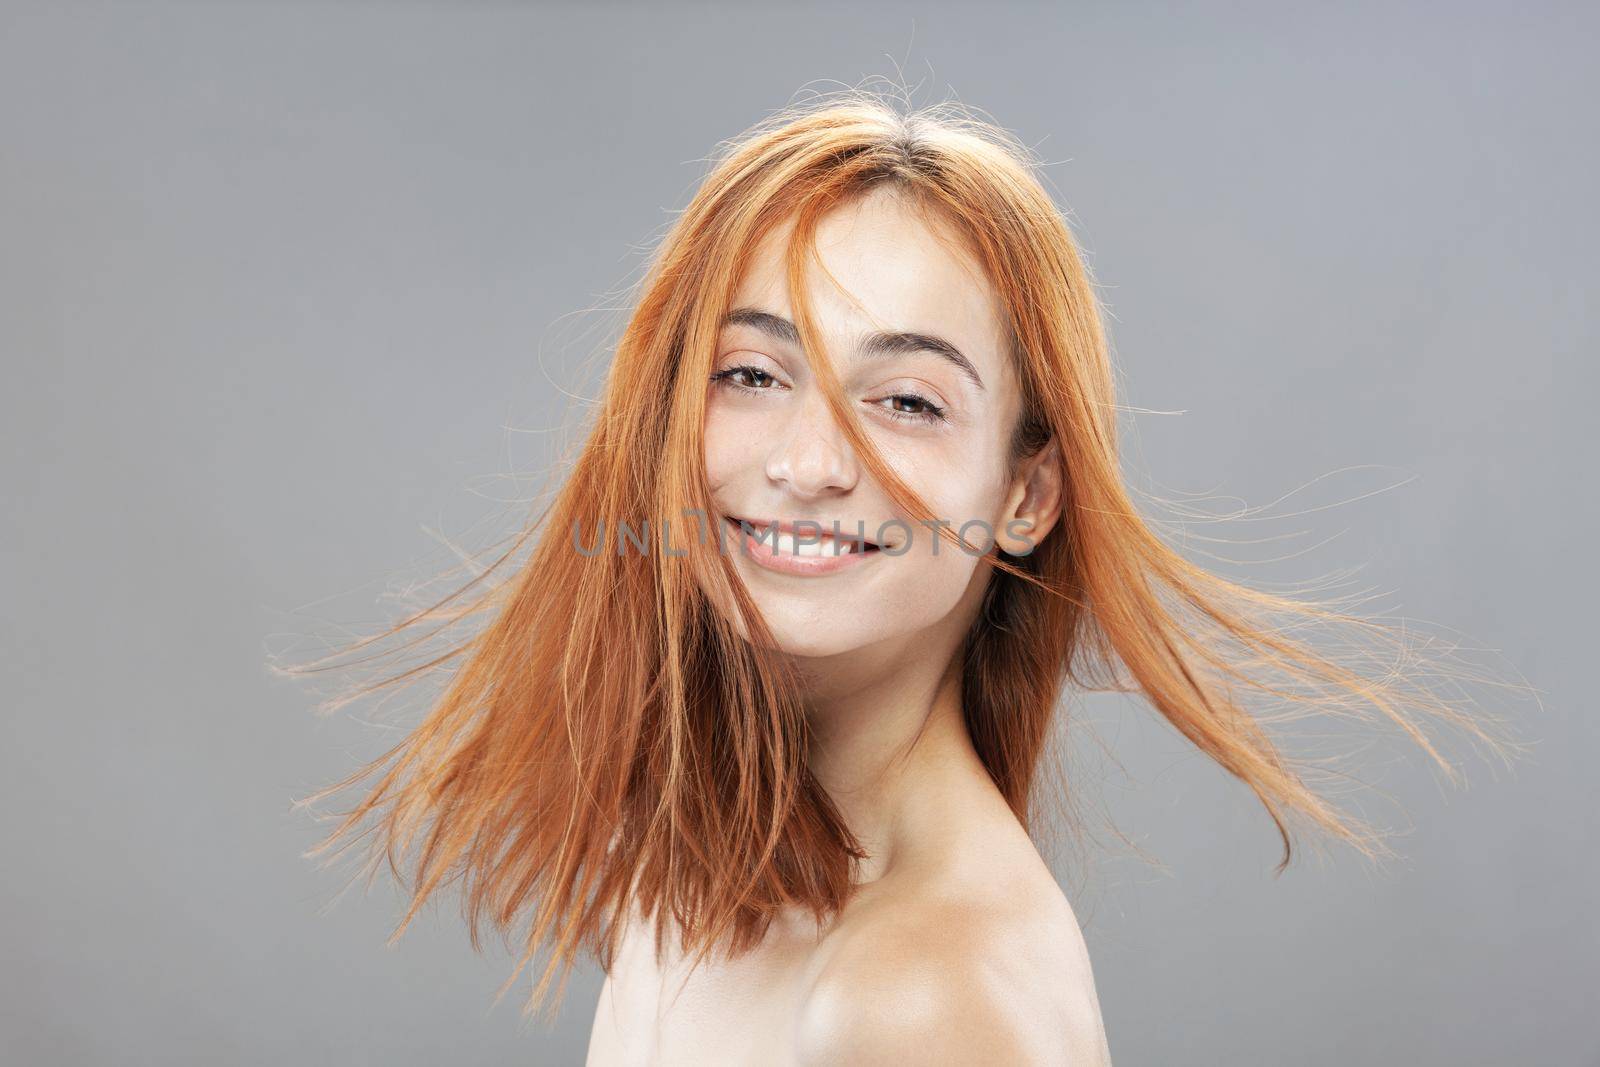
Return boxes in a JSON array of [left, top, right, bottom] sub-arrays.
[[722, 515, 883, 556]]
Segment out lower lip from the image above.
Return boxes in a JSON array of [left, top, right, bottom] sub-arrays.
[[727, 518, 880, 577]]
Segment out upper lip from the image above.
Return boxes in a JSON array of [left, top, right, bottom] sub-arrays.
[[724, 515, 882, 547]]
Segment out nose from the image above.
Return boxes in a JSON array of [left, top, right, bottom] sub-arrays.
[[764, 387, 859, 499]]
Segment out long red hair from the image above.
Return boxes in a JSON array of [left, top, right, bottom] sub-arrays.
[[283, 89, 1521, 1019]]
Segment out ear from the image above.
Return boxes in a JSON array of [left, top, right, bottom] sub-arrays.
[[995, 438, 1064, 557]]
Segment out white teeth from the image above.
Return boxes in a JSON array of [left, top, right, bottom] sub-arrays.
[[749, 528, 855, 556], [776, 531, 848, 556]]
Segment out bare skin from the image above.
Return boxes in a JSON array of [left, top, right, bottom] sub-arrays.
[[585, 666, 1112, 1065], [586, 188, 1112, 1064]]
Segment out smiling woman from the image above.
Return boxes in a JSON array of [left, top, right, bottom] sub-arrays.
[[699, 192, 1072, 679], [288, 89, 1516, 1066]]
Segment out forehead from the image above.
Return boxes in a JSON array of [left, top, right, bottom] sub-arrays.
[[729, 188, 1011, 373]]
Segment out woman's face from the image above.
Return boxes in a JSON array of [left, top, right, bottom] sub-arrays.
[[703, 186, 1041, 660]]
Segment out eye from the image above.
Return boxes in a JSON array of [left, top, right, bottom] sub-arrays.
[[710, 364, 782, 391], [872, 392, 948, 424]]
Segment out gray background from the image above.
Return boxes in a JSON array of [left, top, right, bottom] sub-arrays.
[[2, 1, 1594, 1064]]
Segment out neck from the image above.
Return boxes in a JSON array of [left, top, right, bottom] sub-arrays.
[[792, 582, 1001, 885]]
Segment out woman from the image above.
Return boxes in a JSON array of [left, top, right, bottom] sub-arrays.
[[295, 93, 1509, 1065], [587, 176, 1106, 1065]]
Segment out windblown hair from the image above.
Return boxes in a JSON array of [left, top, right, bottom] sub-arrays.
[[284, 88, 1518, 1019]]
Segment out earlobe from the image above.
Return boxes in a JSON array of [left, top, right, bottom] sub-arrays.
[[997, 517, 1037, 557]]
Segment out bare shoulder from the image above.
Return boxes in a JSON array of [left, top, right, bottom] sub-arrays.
[[794, 858, 1110, 1066]]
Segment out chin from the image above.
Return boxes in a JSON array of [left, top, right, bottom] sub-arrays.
[[764, 620, 880, 660], [719, 592, 877, 659], [697, 542, 983, 662]]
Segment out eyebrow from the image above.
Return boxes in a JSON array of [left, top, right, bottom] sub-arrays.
[[721, 306, 986, 391]]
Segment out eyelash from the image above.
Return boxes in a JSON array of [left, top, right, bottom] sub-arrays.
[[709, 364, 948, 424]]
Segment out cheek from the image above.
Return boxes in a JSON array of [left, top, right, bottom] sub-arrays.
[[900, 446, 1013, 535], [703, 399, 761, 489]]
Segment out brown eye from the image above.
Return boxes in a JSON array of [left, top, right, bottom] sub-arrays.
[[874, 392, 947, 423], [711, 365, 780, 389]]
